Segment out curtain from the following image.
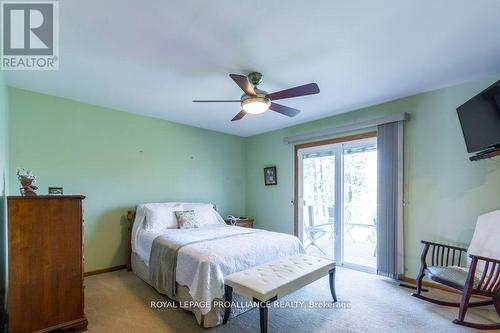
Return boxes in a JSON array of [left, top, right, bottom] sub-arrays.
[[376, 121, 404, 279]]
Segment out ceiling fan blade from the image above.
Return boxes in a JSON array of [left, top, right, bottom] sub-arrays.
[[269, 103, 301, 117], [193, 99, 241, 103], [229, 74, 256, 96], [266, 83, 320, 101], [231, 110, 247, 121]]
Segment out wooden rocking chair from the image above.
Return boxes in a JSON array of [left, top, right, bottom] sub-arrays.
[[411, 210, 500, 330]]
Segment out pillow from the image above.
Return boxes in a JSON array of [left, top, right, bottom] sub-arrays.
[[176, 203, 224, 224], [191, 204, 221, 226], [144, 205, 183, 231], [175, 210, 200, 229]]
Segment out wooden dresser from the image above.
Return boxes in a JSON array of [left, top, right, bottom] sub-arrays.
[[7, 196, 87, 333]]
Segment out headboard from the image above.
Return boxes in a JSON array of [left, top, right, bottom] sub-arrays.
[[125, 204, 217, 272], [126, 210, 136, 271]]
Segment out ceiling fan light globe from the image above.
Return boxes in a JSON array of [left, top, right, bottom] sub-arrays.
[[241, 97, 270, 114]]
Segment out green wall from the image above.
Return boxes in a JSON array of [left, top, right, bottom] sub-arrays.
[[8, 87, 246, 272], [245, 74, 500, 278], [7, 73, 500, 278]]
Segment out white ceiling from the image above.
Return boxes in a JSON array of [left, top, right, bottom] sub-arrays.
[[6, 0, 500, 137]]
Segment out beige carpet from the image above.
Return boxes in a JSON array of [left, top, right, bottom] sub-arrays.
[[84, 268, 499, 332]]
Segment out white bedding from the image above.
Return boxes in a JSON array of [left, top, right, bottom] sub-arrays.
[[131, 202, 226, 255], [135, 224, 304, 315]]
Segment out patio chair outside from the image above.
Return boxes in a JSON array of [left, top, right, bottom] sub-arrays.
[[304, 205, 335, 256]]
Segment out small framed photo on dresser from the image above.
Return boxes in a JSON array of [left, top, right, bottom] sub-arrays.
[[264, 166, 277, 186], [48, 187, 64, 195]]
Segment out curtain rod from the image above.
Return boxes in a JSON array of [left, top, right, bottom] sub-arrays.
[[283, 112, 409, 144]]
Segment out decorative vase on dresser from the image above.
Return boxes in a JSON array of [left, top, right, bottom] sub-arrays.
[[7, 195, 87, 333]]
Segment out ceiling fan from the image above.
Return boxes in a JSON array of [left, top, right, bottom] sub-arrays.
[[193, 72, 320, 121]]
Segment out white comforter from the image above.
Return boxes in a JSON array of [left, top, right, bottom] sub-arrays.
[[136, 224, 304, 314]]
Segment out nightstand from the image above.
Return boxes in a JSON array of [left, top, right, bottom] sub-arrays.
[[224, 219, 254, 228]]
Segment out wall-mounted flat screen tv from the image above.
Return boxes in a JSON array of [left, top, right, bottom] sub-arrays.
[[456, 80, 500, 154]]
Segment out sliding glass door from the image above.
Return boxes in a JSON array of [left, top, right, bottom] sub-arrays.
[[342, 141, 377, 271], [298, 137, 377, 272], [300, 150, 338, 259]]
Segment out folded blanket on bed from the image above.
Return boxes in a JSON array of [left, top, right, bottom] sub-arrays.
[[149, 225, 262, 298]]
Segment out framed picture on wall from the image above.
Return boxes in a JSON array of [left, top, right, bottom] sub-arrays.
[[264, 166, 277, 186]]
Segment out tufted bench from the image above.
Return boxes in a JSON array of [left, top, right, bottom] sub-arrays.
[[223, 254, 336, 333]]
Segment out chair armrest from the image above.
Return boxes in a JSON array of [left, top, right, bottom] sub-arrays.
[[312, 222, 335, 227], [468, 254, 500, 264], [467, 255, 500, 293], [421, 240, 467, 253], [419, 240, 467, 268]]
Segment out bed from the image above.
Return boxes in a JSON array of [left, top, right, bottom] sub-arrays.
[[126, 202, 305, 328]]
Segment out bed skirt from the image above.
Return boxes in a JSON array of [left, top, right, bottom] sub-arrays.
[[131, 252, 253, 328]]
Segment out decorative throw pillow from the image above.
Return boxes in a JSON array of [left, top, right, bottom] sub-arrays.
[[175, 210, 200, 229]]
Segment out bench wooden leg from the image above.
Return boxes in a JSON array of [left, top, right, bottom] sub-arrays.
[[329, 268, 337, 302], [259, 301, 268, 333], [254, 297, 276, 333], [223, 285, 232, 325]]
